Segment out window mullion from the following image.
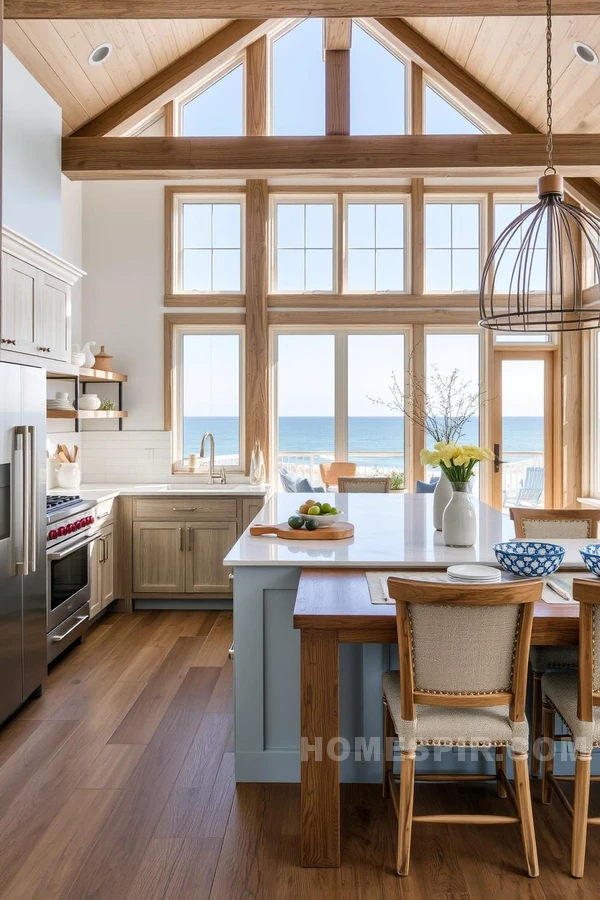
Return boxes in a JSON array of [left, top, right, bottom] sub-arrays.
[[335, 332, 349, 462]]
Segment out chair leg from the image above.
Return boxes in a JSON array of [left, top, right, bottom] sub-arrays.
[[531, 671, 543, 777], [382, 701, 394, 799], [513, 752, 539, 878], [571, 752, 592, 878], [496, 746, 507, 799], [541, 702, 555, 805], [397, 750, 415, 877]]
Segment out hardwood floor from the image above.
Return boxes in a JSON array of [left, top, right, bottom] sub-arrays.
[[0, 609, 599, 899]]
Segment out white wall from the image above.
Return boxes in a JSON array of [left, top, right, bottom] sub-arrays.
[[81, 181, 165, 430], [61, 176, 83, 345], [3, 47, 62, 255]]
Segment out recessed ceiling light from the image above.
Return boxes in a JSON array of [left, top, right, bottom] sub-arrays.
[[574, 41, 598, 65], [88, 42, 112, 66]]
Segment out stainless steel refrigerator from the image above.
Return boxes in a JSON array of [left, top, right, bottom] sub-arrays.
[[0, 362, 46, 723]]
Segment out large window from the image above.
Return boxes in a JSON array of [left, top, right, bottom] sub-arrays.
[[181, 65, 244, 136], [425, 201, 481, 292], [173, 327, 244, 471], [350, 24, 406, 135], [273, 201, 335, 292], [177, 198, 243, 294], [493, 201, 545, 293], [425, 85, 483, 135], [274, 329, 406, 487], [345, 202, 406, 292], [272, 19, 326, 135]]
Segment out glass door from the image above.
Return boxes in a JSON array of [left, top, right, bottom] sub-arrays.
[[491, 351, 554, 512]]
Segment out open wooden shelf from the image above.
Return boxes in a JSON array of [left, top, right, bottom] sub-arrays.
[[47, 409, 129, 420], [78, 367, 128, 383]]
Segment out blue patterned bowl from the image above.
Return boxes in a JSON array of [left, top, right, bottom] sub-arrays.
[[580, 544, 600, 577], [493, 541, 565, 577]]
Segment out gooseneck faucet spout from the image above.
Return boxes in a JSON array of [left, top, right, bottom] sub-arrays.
[[200, 432, 226, 484]]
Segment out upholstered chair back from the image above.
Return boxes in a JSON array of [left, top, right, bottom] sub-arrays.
[[387, 576, 543, 722], [511, 508, 600, 540], [338, 477, 391, 493], [573, 580, 600, 718]]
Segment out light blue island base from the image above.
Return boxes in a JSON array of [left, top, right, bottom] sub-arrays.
[[232, 565, 583, 784]]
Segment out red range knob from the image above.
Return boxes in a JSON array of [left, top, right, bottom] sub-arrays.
[[66, 524, 73, 534], [48, 529, 58, 540], [58, 526, 66, 536], [88, 516, 95, 525]]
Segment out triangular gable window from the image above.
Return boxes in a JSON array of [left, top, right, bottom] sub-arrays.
[[350, 24, 406, 134], [425, 84, 483, 134], [272, 19, 326, 135], [182, 64, 244, 136]]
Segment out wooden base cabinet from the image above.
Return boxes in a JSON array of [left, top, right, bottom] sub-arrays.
[[133, 522, 185, 593], [89, 525, 116, 620], [185, 521, 238, 593]]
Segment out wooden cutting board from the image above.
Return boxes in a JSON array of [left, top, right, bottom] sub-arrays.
[[250, 522, 354, 541]]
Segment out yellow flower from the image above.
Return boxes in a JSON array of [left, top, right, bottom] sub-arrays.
[[420, 448, 441, 467]]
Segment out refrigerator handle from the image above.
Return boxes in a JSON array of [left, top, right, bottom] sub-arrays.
[[13, 429, 26, 576], [26, 426, 37, 574]]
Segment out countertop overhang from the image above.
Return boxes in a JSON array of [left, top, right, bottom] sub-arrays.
[[48, 482, 269, 505], [224, 492, 593, 569]]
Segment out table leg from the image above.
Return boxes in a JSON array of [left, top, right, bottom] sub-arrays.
[[300, 628, 340, 867]]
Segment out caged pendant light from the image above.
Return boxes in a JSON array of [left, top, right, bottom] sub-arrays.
[[479, 0, 600, 333]]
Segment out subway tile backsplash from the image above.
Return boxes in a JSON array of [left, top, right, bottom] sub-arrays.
[[81, 431, 172, 483]]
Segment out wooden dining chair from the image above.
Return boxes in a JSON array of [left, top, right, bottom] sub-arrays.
[[319, 462, 357, 490], [383, 575, 543, 878], [338, 476, 391, 493], [542, 578, 600, 878], [510, 507, 600, 776]]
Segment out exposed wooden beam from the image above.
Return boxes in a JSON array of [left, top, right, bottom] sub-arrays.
[[324, 18, 352, 50], [410, 62, 423, 136], [325, 51, 350, 135], [6, 1, 596, 17], [71, 19, 269, 137], [62, 135, 600, 179], [377, 17, 600, 213], [246, 36, 268, 137], [245, 180, 269, 474]]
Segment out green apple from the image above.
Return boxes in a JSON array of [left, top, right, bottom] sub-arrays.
[[321, 502, 332, 513], [307, 505, 321, 515]]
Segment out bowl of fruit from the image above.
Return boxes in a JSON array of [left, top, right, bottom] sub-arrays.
[[294, 500, 344, 528]]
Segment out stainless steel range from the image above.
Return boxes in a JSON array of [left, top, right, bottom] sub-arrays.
[[46, 495, 98, 662]]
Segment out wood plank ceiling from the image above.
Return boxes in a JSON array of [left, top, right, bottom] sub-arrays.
[[4, 18, 230, 133], [405, 15, 600, 134]]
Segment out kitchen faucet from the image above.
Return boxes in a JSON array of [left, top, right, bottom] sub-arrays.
[[200, 432, 226, 484]]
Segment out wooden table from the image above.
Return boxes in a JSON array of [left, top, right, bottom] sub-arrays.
[[293, 568, 582, 868]]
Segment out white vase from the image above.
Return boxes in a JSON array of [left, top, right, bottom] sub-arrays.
[[442, 482, 477, 548], [79, 393, 101, 410], [56, 462, 81, 490], [433, 470, 453, 531]]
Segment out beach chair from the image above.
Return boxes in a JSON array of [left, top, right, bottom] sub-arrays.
[[503, 466, 544, 508]]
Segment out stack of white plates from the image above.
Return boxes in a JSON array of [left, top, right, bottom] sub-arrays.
[[446, 564, 501, 583], [47, 399, 74, 411]]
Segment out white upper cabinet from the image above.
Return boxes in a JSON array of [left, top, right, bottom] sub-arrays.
[[1, 226, 84, 365]]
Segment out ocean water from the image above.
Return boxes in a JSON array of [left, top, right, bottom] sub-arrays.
[[183, 416, 544, 469]]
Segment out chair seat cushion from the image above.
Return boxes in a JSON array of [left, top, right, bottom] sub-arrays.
[[382, 671, 529, 753], [530, 646, 578, 674], [542, 670, 600, 754]]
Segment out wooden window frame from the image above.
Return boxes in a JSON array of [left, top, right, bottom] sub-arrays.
[[423, 194, 487, 295], [164, 186, 247, 305], [342, 194, 409, 295], [269, 193, 338, 295], [165, 315, 246, 475]]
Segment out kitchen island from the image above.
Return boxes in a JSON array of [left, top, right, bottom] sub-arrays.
[[225, 492, 589, 787]]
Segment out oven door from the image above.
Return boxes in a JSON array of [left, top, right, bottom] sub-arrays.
[[46, 532, 101, 632]]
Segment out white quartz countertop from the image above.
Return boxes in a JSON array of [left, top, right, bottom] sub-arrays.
[[224, 492, 594, 569], [48, 483, 269, 505]]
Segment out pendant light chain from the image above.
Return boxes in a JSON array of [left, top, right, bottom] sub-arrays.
[[545, 0, 555, 174]]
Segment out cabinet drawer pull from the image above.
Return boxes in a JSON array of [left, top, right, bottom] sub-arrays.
[[187, 526, 192, 552], [2, 338, 17, 345], [172, 506, 197, 511], [97, 511, 109, 519], [179, 527, 184, 551]]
